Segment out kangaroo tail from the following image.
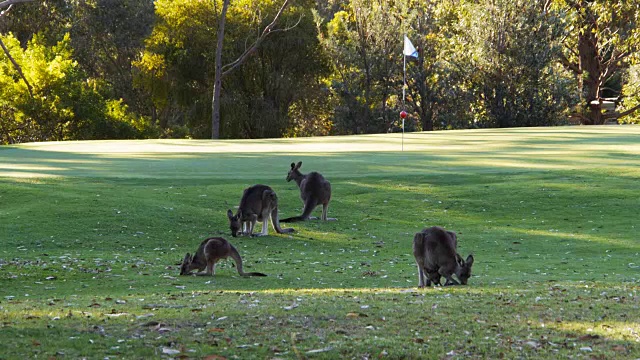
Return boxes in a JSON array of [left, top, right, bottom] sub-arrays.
[[271, 206, 295, 233], [229, 244, 267, 277], [279, 215, 306, 223], [280, 200, 317, 223]]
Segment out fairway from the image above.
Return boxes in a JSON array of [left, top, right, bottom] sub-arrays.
[[1, 126, 639, 359]]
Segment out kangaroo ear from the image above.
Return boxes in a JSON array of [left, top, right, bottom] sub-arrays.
[[295, 161, 302, 169], [413, 232, 424, 242], [455, 253, 464, 266], [466, 254, 474, 266], [227, 209, 234, 219], [290, 162, 296, 169], [182, 253, 191, 264]]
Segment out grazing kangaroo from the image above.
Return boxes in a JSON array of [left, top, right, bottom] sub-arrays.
[[412, 226, 474, 287], [180, 237, 267, 277], [281, 161, 335, 222], [227, 184, 294, 237]]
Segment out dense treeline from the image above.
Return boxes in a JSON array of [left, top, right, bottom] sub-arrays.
[[0, 0, 639, 144]]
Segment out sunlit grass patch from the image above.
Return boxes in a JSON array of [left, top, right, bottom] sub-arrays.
[[1, 126, 640, 358]]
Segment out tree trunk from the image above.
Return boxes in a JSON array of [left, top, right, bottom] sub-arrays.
[[210, 0, 292, 139], [211, 0, 230, 139], [578, 28, 603, 125]]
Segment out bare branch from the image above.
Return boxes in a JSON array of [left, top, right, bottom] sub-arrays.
[[221, 0, 296, 76], [615, 103, 640, 119], [558, 53, 582, 74], [0, 0, 34, 8], [0, 3, 12, 17]]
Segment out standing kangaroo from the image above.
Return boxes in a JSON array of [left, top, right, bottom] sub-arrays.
[[227, 184, 294, 237], [412, 226, 474, 287], [180, 237, 267, 277], [281, 161, 335, 222]]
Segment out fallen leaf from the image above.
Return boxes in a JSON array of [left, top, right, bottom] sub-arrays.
[[203, 355, 227, 360], [208, 328, 225, 333], [306, 347, 333, 354], [162, 347, 181, 355], [525, 341, 540, 348], [612, 345, 626, 352], [105, 313, 128, 317], [32, 339, 41, 347]]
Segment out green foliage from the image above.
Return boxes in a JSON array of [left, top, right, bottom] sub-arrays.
[[320, 0, 405, 134], [0, 33, 156, 144], [134, 0, 329, 139], [225, 2, 331, 138], [448, 0, 577, 128], [0, 0, 72, 46], [621, 63, 640, 124], [3, 0, 640, 141], [552, 0, 640, 124], [69, 0, 155, 115]]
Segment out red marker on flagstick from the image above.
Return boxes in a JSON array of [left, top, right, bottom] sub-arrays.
[[400, 110, 407, 119]]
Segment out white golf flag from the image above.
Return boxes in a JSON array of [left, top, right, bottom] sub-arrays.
[[403, 35, 418, 58]]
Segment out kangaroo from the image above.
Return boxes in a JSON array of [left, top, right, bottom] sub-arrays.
[[412, 226, 474, 287], [180, 237, 267, 277], [227, 184, 294, 237], [281, 161, 335, 222]]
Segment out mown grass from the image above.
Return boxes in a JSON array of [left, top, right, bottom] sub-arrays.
[[1, 126, 639, 359]]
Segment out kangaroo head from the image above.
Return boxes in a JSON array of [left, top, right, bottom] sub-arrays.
[[180, 253, 193, 275], [286, 161, 302, 182], [455, 254, 474, 285], [227, 209, 242, 237]]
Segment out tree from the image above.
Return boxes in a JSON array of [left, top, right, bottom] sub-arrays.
[[211, 0, 295, 139], [136, 0, 319, 139], [436, 0, 575, 129], [0, 33, 155, 144], [554, 0, 640, 124], [319, 0, 404, 135], [70, 0, 154, 114], [403, 0, 455, 131], [620, 56, 640, 123]]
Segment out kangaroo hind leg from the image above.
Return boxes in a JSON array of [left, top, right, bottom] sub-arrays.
[[322, 202, 337, 221]]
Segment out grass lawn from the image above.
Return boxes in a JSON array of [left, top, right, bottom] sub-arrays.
[[1, 126, 639, 359]]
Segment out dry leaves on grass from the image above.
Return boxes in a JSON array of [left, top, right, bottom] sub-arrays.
[[203, 355, 227, 360]]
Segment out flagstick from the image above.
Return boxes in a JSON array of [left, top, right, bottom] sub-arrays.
[[402, 51, 406, 152]]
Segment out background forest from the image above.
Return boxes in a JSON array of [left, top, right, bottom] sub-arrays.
[[1, 0, 639, 144]]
